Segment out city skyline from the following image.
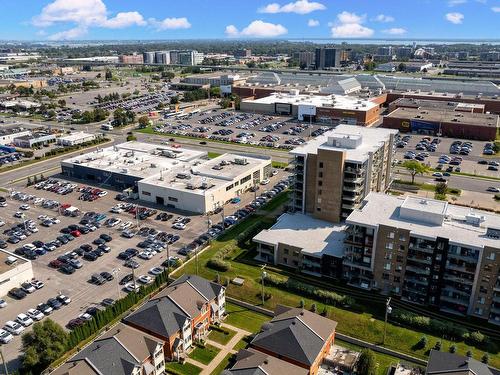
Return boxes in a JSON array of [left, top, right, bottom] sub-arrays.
[[1, 0, 500, 41]]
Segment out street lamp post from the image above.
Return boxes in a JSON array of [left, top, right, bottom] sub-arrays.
[[382, 297, 392, 346], [261, 265, 267, 306]]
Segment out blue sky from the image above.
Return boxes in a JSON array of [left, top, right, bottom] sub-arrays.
[[1, 0, 499, 41]]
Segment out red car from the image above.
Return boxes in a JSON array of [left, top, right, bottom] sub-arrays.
[[70, 230, 81, 237], [49, 259, 63, 268]]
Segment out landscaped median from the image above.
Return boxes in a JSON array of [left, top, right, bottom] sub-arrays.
[[172, 206, 500, 369]]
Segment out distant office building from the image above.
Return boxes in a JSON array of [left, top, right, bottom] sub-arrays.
[[315, 47, 341, 69], [292, 51, 315, 68], [155, 51, 170, 65], [395, 46, 413, 59], [290, 125, 397, 223], [177, 50, 204, 66], [339, 49, 351, 63], [377, 46, 393, 56], [457, 51, 469, 60], [118, 54, 143, 64], [142, 51, 155, 64], [234, 49, 251, 58]]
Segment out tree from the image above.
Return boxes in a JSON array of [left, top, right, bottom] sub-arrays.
[[466, 349, 473, 358], [449, 344, 457, 353], [21, 319, 69, 373], [170, 95, 180, 104], [138, 115, 150, 128], [311, 303, 317, 313], [105, 69, 113, 80], [402, 160, 430, 184], [57, 99, 66, 108], [434, 341, 442, 351], [481, 353, 489, 364], [357, 349, 376, 375], [398, 63, 407, 72], [364, 61, 376, 71]]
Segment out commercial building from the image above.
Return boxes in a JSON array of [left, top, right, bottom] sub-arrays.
[[181, 73, 244, 94], [292, 51, 315, 68], [123, 275, 225, 360], [0, 99, 41, 110], [388, 97, 485, 114], [383, 107, 499, 140], [12, 132, 55, 148], [178, 50, 204, 66], [234, 49, 251, 58], [57, 131, 97, 147], [480, 51, 500, 61], [315, 47, 341, 69], [290, 125, 397, 222], [395, 46, 413, 59], [345, 193, 500, 323], [0, 249, 34, 297], [61, 142, 272, 214], [143, 51, 156, 64], [0, 127, 31, 144], [245, 305, 337, 375], [51, 323, 166, 375], [240, 91, 380, 126], [119, 54, 144, 64], [377, 46, 393, 56], [155, 51, 170, 65]]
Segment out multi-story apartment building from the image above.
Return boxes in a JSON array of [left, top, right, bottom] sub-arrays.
[[292, 51, 315, 68], [123, 275, 226, 359], [315, 47, 341, 69], [143, 51, 155, 64], [155, 51, 170, 65], [345, 193, 500, 324], [291, 125, 397, 223], [51, 323, 166, 375]]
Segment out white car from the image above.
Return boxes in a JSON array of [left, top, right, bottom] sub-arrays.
[[4, 320, 25, 335], [26, 308, 45, 321], [432, 172, 443, 178], [0, 220, 5, 227], [58, 294, 72, 305], [487, 187, 500, 193], [149, 267, 163, 276], [0, 299, 7, 308], [125, 282, 140, 292], [0, 201, 7, 207], [138, 275, 153, 284], [120, 221, 133, 230], [139, 251, 153, 260], [38, 214, 48, 220], [50, 217, 61, 224], [98, 191, 108, 197], [0, 328, 13, 344], [20, 204, 30, 210], [31, 279, 45, 289], [172, 222, 186, 230], [16, 313, 34, 327], [122, 230, 135, 238], [78, 313, 93, 321], [260, 178, 270, 185]]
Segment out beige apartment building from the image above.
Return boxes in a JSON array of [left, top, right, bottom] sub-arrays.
[[345, 193, 500, 324], [290, 125, 397, 223]]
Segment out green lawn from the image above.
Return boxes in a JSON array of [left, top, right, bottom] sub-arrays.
[[207, 152, 221, 159], [165, 361, 202, 375], [208, 327, 237, 345], [233, 336, 251, 351], [189, 344, 220, 365], [210, 353, 236, 375], [225, 302, 270, 333]]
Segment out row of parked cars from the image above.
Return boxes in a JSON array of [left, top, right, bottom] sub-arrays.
[[450, 140, 473, 156], [1, 291, 71, 344]]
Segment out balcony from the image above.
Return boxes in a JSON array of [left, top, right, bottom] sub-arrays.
[[493, 294, 500, 303], [342, 202, 357, 210], [446, 262, 477, 274], [405, 265, 431, 275], [343, 184, 363, 193], [407, 255, 432, 265], [344, 167, 365, 176], [440, 294, 469, 305], [404, 276, 429, 286], [343, 258, 372, 270], [442, 285, 471, 297], [447, 252, 479, 262], [490, 304, 500, 314], [408, 243, 435, 254], [344, 176, 364, 184]]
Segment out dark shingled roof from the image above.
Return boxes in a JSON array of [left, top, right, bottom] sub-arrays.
[[426, 351, 497, 375], [169, 274, 224, 300], [123, 298, 189, 338], [250, 305, 337, 367], [226, 349, 308, 375]]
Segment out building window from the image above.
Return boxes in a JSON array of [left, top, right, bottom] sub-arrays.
[[387, 232, 395, 239], [293, 251, 300, 257], [394, 276, 401, 283], [142, 191, 151, 196], [293, 260, 299, 266], [478, 297, 485, 305], [399, 245, 405, 251], [385, 242, 393, 250], [168, 197, 178, 202], [384, 262, 391, 271], [382, 273, 389, 280], [318, 180, 323, 186], [399, 235, 406, 242], [283, 257, 288, 264], [474, 308, 483, 315], [487, 252, 496, 260], [319, 172, 323, 178], [240, 175, 251, 184], [317, 207, 321, 212], [284, 248, 289, 255], [318, 189, 322, 195], [319, 162, 324, 168]]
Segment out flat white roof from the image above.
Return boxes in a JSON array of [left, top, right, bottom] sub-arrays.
[[347, 193, 500, 249], [253, 213, 346, 258], [244, 92, 377, 111], [291, 124, 397, 163], [58, 132, 95, 142]]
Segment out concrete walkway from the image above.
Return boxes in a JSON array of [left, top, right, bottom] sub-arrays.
[[185, 323, 251, 375]]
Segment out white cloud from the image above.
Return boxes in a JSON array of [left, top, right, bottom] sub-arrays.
[[330, 11, 373, 38], [103, 12, 146, 28], [225, 20, 288, 38], [374, 14, 394, 22], [445, 12, 464, 23], [337, 11, 365, 24], [492, 6, 500, 12], [448, 0, 467, 6], [33, 0, 107, 27], [331, 23, 373, 37], [308, 19, 320, 27], [383, 27, 407, 35], [259, 0, 326, 14], [48, 26, 88, 41], [150, 17, 191, 30]]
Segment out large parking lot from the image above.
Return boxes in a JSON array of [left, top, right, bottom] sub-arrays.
[[152, 108, 333, 149], [0, 170, 289, 369], [395, 134, 500, 178]]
